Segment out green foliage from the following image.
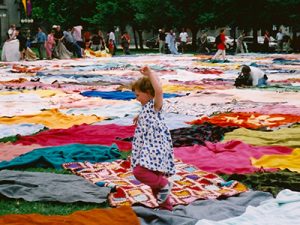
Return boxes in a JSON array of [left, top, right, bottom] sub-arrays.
[[31, 0, 97, 28], [83, 0, 133, 31], [31, 7, 44, 20], [30, 0, 300, 31]]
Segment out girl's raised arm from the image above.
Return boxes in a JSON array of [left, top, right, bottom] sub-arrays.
[[140, 66, 163, 111]]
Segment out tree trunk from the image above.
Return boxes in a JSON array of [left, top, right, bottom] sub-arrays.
[[120, 26, 125, 35], [132, 26, 139, 49], [253, 27, 258, 51], [137, 30, 144, 50], [232, 25, 237, 49], [253, 27, 258, 44], [190, 26, 198, 51]]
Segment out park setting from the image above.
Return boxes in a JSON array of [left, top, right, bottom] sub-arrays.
[[0, 1, 300, 225]]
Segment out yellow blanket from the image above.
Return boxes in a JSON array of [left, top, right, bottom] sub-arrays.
[[252, 148, 300, 173], [0, 109, 103, 129], [223, 125, 300, 148]]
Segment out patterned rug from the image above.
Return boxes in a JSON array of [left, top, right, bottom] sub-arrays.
[[63, 159, 247, 208]]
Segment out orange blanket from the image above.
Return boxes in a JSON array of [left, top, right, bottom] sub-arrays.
[[0, 206, 140, 225], [189, 112, 300, 129]]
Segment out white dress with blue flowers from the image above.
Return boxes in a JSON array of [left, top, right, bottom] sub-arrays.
[[131, 100, 175, 176]]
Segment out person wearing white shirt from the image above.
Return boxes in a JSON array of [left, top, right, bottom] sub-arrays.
[[179, 28, 188, 53], [276, 29, 284, 52], [108, 30, 116, 55], [109, 31, 115, 42]]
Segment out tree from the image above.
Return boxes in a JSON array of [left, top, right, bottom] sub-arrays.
[[30, 0, 97, 29]]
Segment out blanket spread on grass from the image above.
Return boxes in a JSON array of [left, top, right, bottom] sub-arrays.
[[0, 144, 121, 170], [134, 191, 273, 225], [196, 189, 300, 225], [0, 206, 140, 225], [63, 159, 247, 208], [0, 170, 110, 203]]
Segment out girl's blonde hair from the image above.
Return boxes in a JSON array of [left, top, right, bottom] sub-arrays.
[[131, 77, 155, 97]]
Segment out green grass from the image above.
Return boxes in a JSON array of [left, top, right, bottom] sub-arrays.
[[18, 167, 72, 174], [0, 197, 107, 216]]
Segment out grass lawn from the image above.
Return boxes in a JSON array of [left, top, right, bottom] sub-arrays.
[[0, 198, 106, 216]]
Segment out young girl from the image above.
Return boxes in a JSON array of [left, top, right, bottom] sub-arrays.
[[108, 39, 115, 55], [45, 30, 55, 59], [131, 66, 175, 211]]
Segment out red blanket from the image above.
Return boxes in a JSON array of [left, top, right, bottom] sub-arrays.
[[15, 124, 135, 151]]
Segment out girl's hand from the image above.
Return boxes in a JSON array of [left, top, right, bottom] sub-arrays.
[[140, 66, 151, 77], [133, 115, 139, 125]]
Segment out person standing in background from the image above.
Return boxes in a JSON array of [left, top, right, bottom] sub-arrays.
[[83, 30, 92, 50], [276, 29, 284, 52], [45, 29, 55, 59], [73, 25, 84, 49], [236, 31, 246, 54], [36, 27, 47, 59], [108, 29, 116, 55], [263, 30, 270, 53], [121, 31, 130, 55], [199, 30, 210, 53], [179, 28, 188, 53], [158, 29, 166, 54], [212, 28, 226, 61], [166, 29, 178, 55], [64, 27, 82, 58]]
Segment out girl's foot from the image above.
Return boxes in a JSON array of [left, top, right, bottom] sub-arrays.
[[159, 196, 173, 211], [157, 182, 173, 204]]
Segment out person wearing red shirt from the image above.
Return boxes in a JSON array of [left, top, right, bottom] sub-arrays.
[[212, 28, 226, 61]]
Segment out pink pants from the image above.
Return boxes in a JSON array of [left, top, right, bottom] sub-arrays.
[[133, 165, 173, 210], [45, 43, 54, 59]]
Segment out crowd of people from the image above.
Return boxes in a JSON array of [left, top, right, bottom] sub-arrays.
[[1, 24, 133, 62], [157, 28, 190, 55], [2, 24, 300, 62]]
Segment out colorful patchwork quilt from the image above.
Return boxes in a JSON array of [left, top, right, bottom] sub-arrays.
[[63, 159, 247, 208]]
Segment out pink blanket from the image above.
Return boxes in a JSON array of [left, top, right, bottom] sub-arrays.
[[15, 124, 135, 151], [235, 104, 300, 116], [0, 143, 43, 161], [174, 140, 293, 174]]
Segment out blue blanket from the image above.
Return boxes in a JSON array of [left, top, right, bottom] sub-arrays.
[[80, 91, 181, 100]]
